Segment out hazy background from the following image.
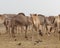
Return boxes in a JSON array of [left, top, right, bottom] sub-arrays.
[[0, 0, 60, 16]]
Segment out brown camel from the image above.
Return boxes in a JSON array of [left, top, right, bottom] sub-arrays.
[[11, 13, 32, 38]]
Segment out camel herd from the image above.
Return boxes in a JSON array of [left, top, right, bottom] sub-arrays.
[[0, 13, 60, 40]]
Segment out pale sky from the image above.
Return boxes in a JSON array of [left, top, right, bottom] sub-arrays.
[[0, 0, 60, 16]]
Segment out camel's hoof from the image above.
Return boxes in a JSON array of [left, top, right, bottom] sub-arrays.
[[39, 30, 43, 36], [25, 36, 28, 38], [58, 31, 60, 34], [14, 39, 17, 41]]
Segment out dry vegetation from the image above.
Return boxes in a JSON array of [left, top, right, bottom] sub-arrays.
[[0, 24, 60, 48]]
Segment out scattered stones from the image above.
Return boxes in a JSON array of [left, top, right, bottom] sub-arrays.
[[35, 40, 42, 43], [17, 43, 21, 46], [34, 40, 43, 45]]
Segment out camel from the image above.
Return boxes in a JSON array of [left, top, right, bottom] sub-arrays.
[[11, 13, 32, 38], [46, 16, 55, 34], [54, 15, 60, 40], [3, 14, 17, 34], [38, 14, 48, 35]]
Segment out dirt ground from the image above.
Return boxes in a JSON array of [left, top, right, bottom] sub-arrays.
[[0, 25, 60, 48]]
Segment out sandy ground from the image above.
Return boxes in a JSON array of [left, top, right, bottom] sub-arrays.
[[0, 25, 60, 48]]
